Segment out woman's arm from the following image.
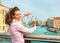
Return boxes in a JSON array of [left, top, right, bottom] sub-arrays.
[[16, 24, 36, 33]]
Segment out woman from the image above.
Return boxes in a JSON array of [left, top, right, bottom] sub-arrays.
[[5, 7, 36, 43]]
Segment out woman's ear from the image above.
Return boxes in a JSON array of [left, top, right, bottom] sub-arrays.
[[12, 16, 15, 19]]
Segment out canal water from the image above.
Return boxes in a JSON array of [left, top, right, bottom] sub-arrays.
[[31, 26, 59, 43]]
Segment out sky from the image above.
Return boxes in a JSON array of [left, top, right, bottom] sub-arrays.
[[0, 0, 60, 23]]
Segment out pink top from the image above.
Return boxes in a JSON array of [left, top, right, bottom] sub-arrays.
[[9, 19, 36, 43]]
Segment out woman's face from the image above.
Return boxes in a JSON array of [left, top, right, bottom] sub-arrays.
[[13, 10, 23, 21]]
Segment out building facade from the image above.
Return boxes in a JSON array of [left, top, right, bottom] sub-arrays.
[[0, 2, 9, 33], [53, 17, 60, 29]]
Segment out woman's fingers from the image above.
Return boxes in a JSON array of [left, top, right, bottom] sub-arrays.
[[24, 12, 31, 16]]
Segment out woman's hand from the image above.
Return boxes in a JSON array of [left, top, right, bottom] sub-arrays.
[[24, 12, 31, 17], [32, 22, 36, 27]]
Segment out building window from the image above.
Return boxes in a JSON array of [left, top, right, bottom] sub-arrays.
[[3, 9, 4, 14]]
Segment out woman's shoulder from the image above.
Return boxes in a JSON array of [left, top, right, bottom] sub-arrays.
[[10, 21, 18, 26], [10, 19, 22, 26]]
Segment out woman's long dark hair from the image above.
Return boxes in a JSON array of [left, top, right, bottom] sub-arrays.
[[5, 7, 20, 25]]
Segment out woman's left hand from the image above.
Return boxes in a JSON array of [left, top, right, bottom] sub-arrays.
[[24, 12, 31, 17]]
